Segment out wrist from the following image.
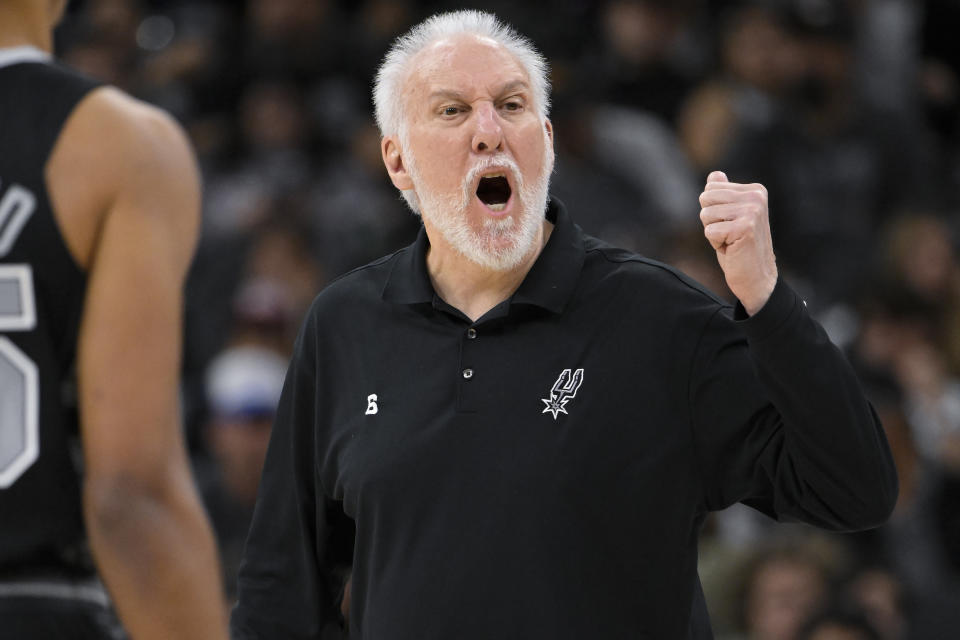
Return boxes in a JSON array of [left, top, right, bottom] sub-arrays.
[[739, 272, 778, 316]]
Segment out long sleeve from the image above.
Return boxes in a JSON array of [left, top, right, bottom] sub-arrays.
[[689, 277, 898, 530], [231, 310, 353, 639]]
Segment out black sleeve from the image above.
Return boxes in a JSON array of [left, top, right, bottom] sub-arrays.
[[231, 308, 352, 639], [688, 277, 898, 530]]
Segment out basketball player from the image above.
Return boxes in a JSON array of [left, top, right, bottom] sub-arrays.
[[0, 1, 228, 638]]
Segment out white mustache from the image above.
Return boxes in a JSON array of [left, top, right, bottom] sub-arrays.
[[462, 156, 523, 197]]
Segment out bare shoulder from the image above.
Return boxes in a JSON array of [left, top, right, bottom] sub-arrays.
[[82, 87, 195, 165], [48, 86, 200, 269]]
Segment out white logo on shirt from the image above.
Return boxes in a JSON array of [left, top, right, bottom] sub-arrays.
[[365, 394, 378, 415], [542, 368, 584, 420]]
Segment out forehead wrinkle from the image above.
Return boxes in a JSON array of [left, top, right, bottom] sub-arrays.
[[402, 34, 535, 125], [492, 79, 530, 97], [427, 79, 530, 103]]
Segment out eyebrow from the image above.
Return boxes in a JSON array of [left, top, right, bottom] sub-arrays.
[[428, 80, 531, 103]]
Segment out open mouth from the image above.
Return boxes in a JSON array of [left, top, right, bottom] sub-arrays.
[[476, 173, 512, 212]]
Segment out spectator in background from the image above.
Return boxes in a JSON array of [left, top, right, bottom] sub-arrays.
[[841, 566, 907, 640], [795, 607, 882, 640], [183, 214, 324, 440], [349, 0, 416, 78], [544, 100, 671, 256], [243, 0, 342, 79], [879, 212, 960, 376], [201, 344, 289, 602], [920, 0, 960, 207], [203, 78, 314, 236], [845, 320, 960, 636], [548, 98, 702, 255], [585, 0, 707, 123], [853, 384, 943, 601], [678, 2, 803, 174], [546, 0, 707, 253], [198, 214, 324, 353], [695, 0, 933, 308], [851, 215, 960, 471], [736, 541, 839, 640]]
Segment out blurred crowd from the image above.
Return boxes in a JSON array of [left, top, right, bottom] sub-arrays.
[[55, 0, 960, 637]]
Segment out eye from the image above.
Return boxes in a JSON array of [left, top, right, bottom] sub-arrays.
[[440, 105, 463, 117], [500, 98, 525, 113]]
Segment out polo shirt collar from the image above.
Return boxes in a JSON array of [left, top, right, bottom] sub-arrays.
[[0, 46, 51, 69], [511, 197, 584, 313], [381, 197, 585, 314], [381, 224, 435, 305]]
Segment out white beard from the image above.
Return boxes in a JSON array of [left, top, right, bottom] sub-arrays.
[[403, 134, 554, 272]]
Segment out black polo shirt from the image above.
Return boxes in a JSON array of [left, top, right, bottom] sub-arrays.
[[232, 199, 897, 639]]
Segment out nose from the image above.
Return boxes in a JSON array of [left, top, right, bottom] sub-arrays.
[[471, 102, 503, 154]]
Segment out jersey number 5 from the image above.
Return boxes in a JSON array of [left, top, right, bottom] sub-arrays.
[[0, 183, 39, 489]]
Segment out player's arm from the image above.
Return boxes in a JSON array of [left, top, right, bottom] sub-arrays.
[[53, 87, 228, 639]]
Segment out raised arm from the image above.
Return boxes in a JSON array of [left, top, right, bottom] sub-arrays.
[[48, 87, 228, 639], [692, 170, 897, 528]]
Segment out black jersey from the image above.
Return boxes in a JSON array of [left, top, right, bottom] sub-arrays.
[[0, 49, 101, 577]]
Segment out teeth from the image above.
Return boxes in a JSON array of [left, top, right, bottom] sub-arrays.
[[488, 203, 506, 212], [483, 172, 506, 179]]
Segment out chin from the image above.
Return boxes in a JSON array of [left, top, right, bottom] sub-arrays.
[[464, 219, 539, 271], [463, 249, 528, 272]]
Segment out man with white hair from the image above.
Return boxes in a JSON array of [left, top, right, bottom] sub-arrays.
[[232, 11, 896, 639]]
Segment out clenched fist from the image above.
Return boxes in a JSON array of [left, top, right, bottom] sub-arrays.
[[699, 171, 778, 315]]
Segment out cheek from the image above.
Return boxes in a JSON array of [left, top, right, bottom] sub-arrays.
[[518, 125, 551, 173], [423, 157, 462, 191], [408, 130, 466, 186]]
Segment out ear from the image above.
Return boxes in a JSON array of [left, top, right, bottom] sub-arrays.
[[543, 118, 554, 153], [381, 135, 414, 191]]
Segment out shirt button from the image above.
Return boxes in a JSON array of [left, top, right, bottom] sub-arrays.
[[462, 368, 474, 380], [466, 328, 477, 339]]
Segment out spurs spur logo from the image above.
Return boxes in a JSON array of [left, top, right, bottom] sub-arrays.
[[541, 368, 584, 420]]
